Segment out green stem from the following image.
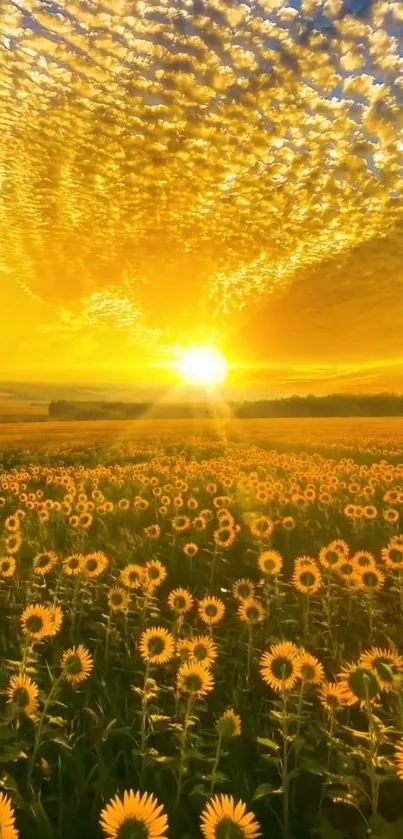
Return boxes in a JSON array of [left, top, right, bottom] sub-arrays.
[[140, 663, 150, 789], [246, 625, 253, 689], [281, 688, 290, 839], [210, 730, 223, 794], [27, 673, 63, 792], [176, 694, 193, 805]]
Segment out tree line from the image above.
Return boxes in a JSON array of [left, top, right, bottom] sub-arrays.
[[48, 393, 403, 420]]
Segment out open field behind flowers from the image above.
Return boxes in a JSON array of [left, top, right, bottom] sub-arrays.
[[2, 421, 403, 839]]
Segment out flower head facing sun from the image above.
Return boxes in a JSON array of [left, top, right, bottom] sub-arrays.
[[359, 647, 403, 692], [139, 627, 175, 666], [198, 597, 225, 626], [61, 645, 94, 686], [177, 660, 214, 698], [21, 604, 52, 641], [260, 642, 301, 693], [167, 587, 194, 614], [100, 789, 168, 839], [189, 635, 218, 666], [7, 673, 39, 717], [200, 795, 261, 839]]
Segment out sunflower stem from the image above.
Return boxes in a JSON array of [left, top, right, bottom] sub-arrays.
[[281, 688, 290, 839], [27, 672, 63, 793], [176, 694, 193, 806], [210, 730, 223, 794], [140, 662, 150, 789]]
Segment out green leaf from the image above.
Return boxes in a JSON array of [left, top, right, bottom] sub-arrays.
[[102, 718, 118, 741], [256, 737, 279, 751], [253, 783, 282, 800]]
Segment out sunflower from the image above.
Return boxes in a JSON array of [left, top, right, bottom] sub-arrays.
[[335, 559, 356, 583], [100, 789, 168, 839], [383, 508, 399, 524], [359, 647, 403, 692], [238, 598, 265, 625], [257, 550, 283, 576], [183, 542, 198, 558], [281, 516, 295, 531], [297, 652, 325, 685], [353, 567, 385, 593], [363, 505, 378, 521], [33, 551, 58, 576], [250, 516, 274, 541], [0, 791, 18, 839], [167, 587, 193, 614], [61, 645, 94, 686], [47, 605, 63, 637], [337, 663, 381, 706], [193, 516, 207, 531], [139, 627, 175, 665], [200, 795, 261, 839], [7, 673, 39, 716], [81, 552, 109, 578], [381, 542, 403, 570], [198, 597, 226, 626], [351, 551, 377, 570], [394, 741, 403, 781], [78, 512, 93, 529], [216, 709, 242, 738], [260, 642, 300, 692], [177, 660, 214, 698], [292, 562, 322, 595], [189, 635, 218, 665], [5, 532, 22, 555], [232, 578, 255, 601], [176, 638, 193, 662], [213, 526, 236, 550], [21, 604, 52, 641], [5, 515, 19, 533], [318, 545, 344, 570], [108, 587, 130, 612], [0, 556, 16, 578], [144, 560, 167, 588], [318, 681, 349, 711], [144, 524, 161, 540], [172, 515, 191, 533], [120, 564, 145, 590]]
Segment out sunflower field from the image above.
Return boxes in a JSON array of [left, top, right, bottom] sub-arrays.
[[2, 429, 403, 839]]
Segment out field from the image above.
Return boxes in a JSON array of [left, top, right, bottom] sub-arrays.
[[1, 419, 403, 839]]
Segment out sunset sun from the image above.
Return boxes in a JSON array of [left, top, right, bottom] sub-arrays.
[[177, 347, 228, 387]]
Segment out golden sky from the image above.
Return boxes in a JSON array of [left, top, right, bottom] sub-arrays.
[[1, 0, 403, 395]]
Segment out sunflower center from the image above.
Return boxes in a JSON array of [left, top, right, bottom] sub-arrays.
[[362, 571, 379, 587], [326, 551, 339, 565], [193, 644, 208, 661], [389, 549, 403, 565], [69, 558, 80, 569], [300, 663, 316, 681], [237, 585, 252, 598], [271, 656, 294, 680], [129, 572, 140, 583], [86, 559, 98, 572], [13, 687, 30, 708], [148, 637, 165, 656], [111, 593, 123, 606], [216, 819, 245, 839], [37, 555, 51, 568], [184, 673, 203, 692], [148, 567, 160, 579], [26, 616, 43, 633], [300, 571, 315, 587], [2, 561, 10, 571], [65, 656, 83, 675], [205, 604, 218, 617], [116, 818, 149, 839], [174, 596, 186, 610], [245, 607, 260, 622], [340, 563, 354, 576]]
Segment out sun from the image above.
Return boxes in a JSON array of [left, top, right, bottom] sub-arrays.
[[177, 347, 228, 387]]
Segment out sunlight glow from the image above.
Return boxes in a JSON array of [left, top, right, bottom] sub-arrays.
[[177, 347, 228, 387]]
